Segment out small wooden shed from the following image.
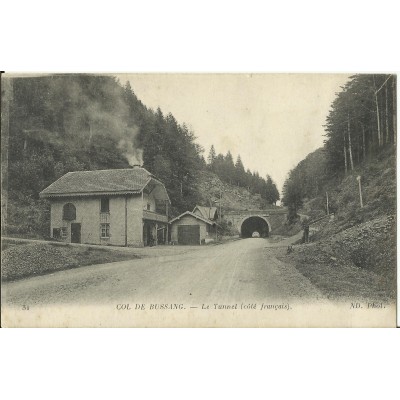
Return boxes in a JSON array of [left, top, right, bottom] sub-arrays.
[[170, 211, 217, 245]]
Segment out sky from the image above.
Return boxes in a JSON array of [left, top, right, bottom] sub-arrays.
[[116, 74, 350, 193]]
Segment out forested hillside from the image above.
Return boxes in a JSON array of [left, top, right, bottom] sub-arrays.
[[3, 74, 279, 237], [279, 74, 396, 295], [206, 145, 279, 205], [282, 74, 396, 225], [196, 170, 276, 212]]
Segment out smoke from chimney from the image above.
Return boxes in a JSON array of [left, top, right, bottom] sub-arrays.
[[118, 137, 143, 166], [54, 76, 145, 168]]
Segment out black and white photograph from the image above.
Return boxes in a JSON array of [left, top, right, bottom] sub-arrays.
[[2, 2, 400, 400], [1, 72, 396, 327]]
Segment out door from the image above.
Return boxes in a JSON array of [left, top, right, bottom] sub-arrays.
[[71, 223, 81, 243], [178, 225, 200, 245]]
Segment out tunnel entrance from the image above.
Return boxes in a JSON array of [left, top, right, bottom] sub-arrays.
[[240, 216, 269, 238]]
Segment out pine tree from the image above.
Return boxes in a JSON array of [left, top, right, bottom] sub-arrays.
[[234, 155, 245, 186], [207, 145, 216, 168], [282, 176, 303, 222], [264, 175, 280, 205], [222, 151, 235, 184]]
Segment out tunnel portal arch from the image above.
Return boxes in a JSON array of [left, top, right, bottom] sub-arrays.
[[240, 216, 271, 238]]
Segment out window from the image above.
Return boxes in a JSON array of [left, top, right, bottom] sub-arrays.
[[63, 203, 76, 221], [100, 223, 110, 238], [147, 203, 151, 211], [53, 228, 61, 239], [101, 198, 110, 213], [61, 227, 68, 240], [155, 199, 167, 215]]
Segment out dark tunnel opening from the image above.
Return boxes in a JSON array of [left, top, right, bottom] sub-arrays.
[[240, 216, 269, 238]]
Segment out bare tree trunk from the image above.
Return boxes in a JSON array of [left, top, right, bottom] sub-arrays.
[[88, 121, 93, 145], [385, 84, 389, 145], [373, 75, 382, 147], [361, 122, 366, 161], [343, 131, 348, 173], [347, 114, 354, 170]]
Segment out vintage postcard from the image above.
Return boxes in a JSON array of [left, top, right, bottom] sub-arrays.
[[1, 73, 397, 327]]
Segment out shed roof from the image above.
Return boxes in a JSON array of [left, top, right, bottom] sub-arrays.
[[169, 211, 216, 226], [193, 205, 218, 220], [40, 167, 170, 201]]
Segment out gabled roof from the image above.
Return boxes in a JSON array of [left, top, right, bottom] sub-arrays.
[[40, 167, 170, 201], [169, 211, 216, 226], [193, 205, 218, 220]]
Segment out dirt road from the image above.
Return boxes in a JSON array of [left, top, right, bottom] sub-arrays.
[[2, 238, 327, 308]]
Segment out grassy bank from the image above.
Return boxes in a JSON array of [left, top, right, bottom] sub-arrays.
[[277, 215, 396, 302], [1, 240, 140, 281]]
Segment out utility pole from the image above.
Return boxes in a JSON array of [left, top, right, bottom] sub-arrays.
[[326, 192, 330, 215], [356, 176, 363, 208]]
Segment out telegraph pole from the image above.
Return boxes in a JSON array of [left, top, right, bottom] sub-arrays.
[[326, 192, 330, 215], [356, 176, 363, 208]]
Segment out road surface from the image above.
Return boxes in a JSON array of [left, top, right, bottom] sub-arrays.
[[2, 238, 327, 308]]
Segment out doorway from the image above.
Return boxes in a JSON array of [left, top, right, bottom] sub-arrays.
[[177, 225, 200, 245], [71, 223, 81, 243], [143, 222, 155, 246]]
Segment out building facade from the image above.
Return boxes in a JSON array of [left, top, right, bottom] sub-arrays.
[[170, 211, 217, 245], [40, 167, 170, 247]]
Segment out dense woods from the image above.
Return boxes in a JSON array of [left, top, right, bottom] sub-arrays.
[[206, 145, 280, 205], [3, 74, 279, 236], [325, 74, 397, 174], [282, 74, 397, 221]]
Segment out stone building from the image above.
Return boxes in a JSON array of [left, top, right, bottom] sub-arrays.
[[40, 167, 170, 247]]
